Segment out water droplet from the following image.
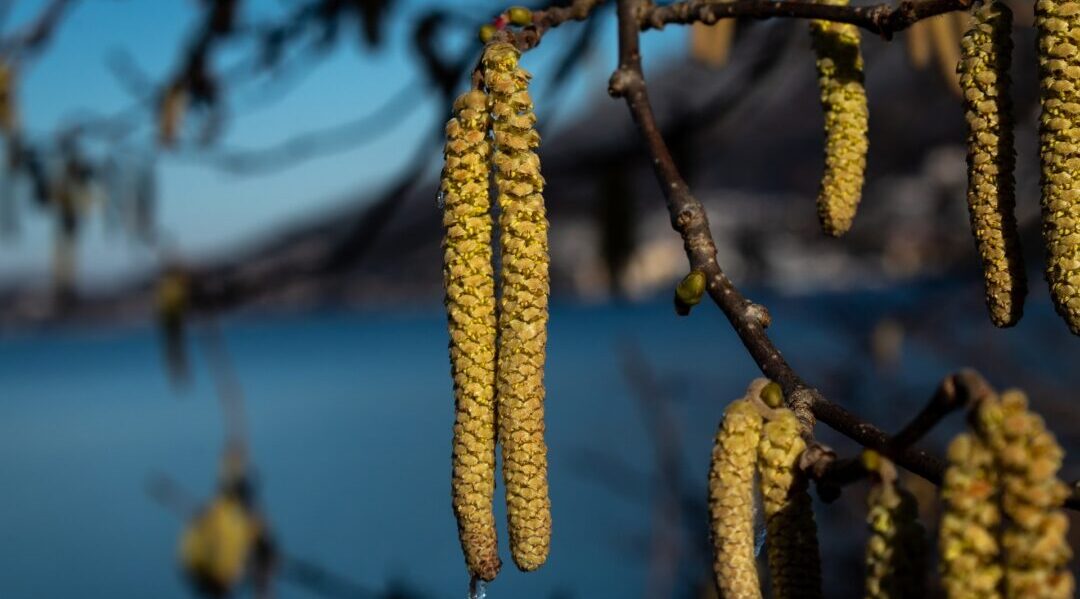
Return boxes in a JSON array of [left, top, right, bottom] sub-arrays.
[[468, 577, 487, 599]]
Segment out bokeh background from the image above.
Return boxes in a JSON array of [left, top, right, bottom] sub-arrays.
[[2, 0, 1080, 597]]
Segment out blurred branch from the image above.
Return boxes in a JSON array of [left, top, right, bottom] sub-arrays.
[[619, 342, 682, 599], [197, 319, 249, 448], [187, 76, 425, 174], [0, 0, 75, 58]]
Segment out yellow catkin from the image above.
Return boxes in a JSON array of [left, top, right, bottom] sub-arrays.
[[180, 495, 258, 595], [758, 408, 823, 599], [707, 397, 764, 598], [442, 88, 501, 582], [939, 432, 1002, 599], [958, 1, 1026, 328], [1037, 0, 1080, 334], [809, 0, 869, 237], [483, 42, 552, 572], [977, 391, 1074, 598], [864, 460, 926, 599]]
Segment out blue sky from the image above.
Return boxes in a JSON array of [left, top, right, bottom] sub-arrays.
[[0, 0, 687, 289]]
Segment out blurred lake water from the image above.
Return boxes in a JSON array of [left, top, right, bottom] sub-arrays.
[[1, 285, 1078, 598]]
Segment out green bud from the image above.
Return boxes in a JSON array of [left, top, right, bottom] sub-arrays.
[[673, 270, 706, 316], [676, 270, 706, 304], [860, 449, 881, 473], [507, 6, 533, 26], [478, 24, 497, 43], [760, 381, 784, 409]]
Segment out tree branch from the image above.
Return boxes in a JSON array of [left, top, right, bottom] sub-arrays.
[[641, 0, 974, 39], [606, 0, 1080, 512]]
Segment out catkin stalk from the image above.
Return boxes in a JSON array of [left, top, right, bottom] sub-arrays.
[[809, 0, 869, 237], [442, 88, 500, 581], [1036, 0, 1080, 334], [758, 408, 823, 599], [976, 392, 1074, 598], [483, 42, 552, 572], [708, 397, 764, 598], [958, 2, 1026, 328], [939, 432, 1002, 599]]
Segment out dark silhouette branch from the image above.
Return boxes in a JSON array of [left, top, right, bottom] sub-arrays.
[[0, 0, 75, 57]]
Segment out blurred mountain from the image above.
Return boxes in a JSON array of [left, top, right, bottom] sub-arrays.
[[0, 18, 1050, 326]]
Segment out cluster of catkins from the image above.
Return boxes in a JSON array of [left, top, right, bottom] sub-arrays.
[[708, 379, 823, 598], [941, 390, 1074, 598], [441, 40, 551, 582], [809, 0, 1080, 335]]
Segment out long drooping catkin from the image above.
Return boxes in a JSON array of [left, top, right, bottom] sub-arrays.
[[758, 408, 823, 599], [483, 42, 552, 572], [1036, 0, 1080, 334], [809, 0, 869, 237], [976, 392, 1073, 598], [939, 432, 1002, 599], [958, 1, 1026, 328], [707, 397, 764, 598], [442, 88, 500, 582]]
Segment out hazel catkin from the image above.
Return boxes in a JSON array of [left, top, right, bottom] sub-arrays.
[[939, 432, 1002, 599], [483, 42, 552, 573], [958, 1, 1026, 328], [758, 407, 823, 599], [707, 397, 764, 599], [862, 453, 926, 599], [442, 88, 501, 581], [1036, 0, 1080, 334], [976, 391, 1073, 598], [809, 0, 869, 237]]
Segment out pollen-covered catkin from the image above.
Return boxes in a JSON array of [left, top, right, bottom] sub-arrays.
[[939, 432, 1002, 599], [442, 88, 500, 582], [809, 0, 869, 237], [1036, 0, 1080, 334], [977, 391, 1074, 598], [863, 456, 926, 599], [958, 1, 1026, 327], [707, 398, 764, 599], [758, 408, 823, 599], [483, 42, 552, 573]]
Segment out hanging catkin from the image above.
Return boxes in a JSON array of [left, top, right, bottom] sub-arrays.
[[939, 432, 1002, 599], [442, 88, 500, 582], [862, 452, 926, 599], [809, 0, 869, 237], [1036, 0, 1080, 334], [707, 396, 764, 598], [758, 407, 823, 599], [483, 41, 552, 573], [958, 1, 1026, 328], [976, 391, 1074, 598]]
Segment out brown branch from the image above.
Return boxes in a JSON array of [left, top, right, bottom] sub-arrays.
[[496, 0, 608, 51], [641, 0, 974, 39], [606, 0, 1080, 512]]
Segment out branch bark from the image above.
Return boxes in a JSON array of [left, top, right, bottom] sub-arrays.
[[642, 0, 974, 38]]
